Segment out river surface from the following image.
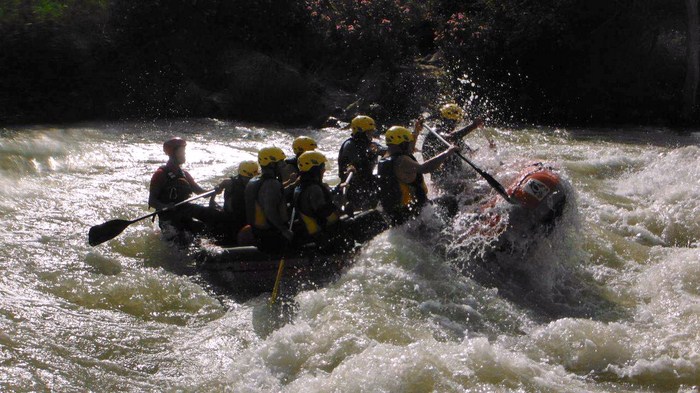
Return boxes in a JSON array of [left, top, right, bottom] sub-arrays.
[[0, 119, 699, 392]]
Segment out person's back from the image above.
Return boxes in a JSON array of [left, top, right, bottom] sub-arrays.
[[293, 151, 342, 250], [206, 160, 259, 242], [378, 126, 457, 225], [224, 161, 258, 216], [244, 147, 293, 252], [224, 175, 249, 216], [337, 115, 385, 211], [378, 152, 427, 225]]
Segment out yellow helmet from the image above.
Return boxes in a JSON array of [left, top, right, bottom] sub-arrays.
[[440, 103, 464, 121], [238, 160, 260, 177], [350, 115, 376, 135], [297, 151, 327, 172], [258, 147, 286, 167], [292, 136, 318, 156], [385, 126, 414, 145]]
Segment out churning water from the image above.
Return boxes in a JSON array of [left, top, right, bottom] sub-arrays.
[[0, 119, 698, 392]]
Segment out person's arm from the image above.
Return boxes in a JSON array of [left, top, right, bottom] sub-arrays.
[[447, 118, 484, 140], [283, 172, 299, 188], [184, 171, 206, 194], [371, 142, 388, 157], [419, 146, 459, 174], [210, 179, 230, 207], [148, 170, 169, 210], [410, 118, 424, 152], [341, 143, 360, 174], [259, 181, 289, 234], [394, 147, 458, 183]]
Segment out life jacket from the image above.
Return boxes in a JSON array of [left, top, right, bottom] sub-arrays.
[[377, 153, 428, 222], [293, 179, 339, 236], [244, 173, 281, 230], [223, 174, 249, 219], [157, 165, 193, 204], [338, 136, 379, 182]]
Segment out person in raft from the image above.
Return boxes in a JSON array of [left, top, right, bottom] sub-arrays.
[[148, 137, 218, 237], [244, 147, 294, 252], [378, 126, 458, 225]]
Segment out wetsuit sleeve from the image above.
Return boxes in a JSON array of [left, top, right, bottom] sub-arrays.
[[343, 143, 361, 168], [418, 146, 456, 174], [184, 171, 206, 194], [449, 120, 481, 140], [148, 169, 168, 210]]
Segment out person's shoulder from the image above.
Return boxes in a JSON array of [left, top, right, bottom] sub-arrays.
[[309, 183, 325, 192], [340, 137, 357, 149], [261, 177, 282, 188], [395, 155, 413, 164], [220, 178, 233, 187], [305, 184, 326, 201], [150, 166, 168, 181]]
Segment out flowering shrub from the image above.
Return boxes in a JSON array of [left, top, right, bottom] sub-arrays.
[[304, 0, 436, 67]]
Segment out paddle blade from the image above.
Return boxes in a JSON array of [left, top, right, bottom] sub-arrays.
[[88, 219, 132, 246]]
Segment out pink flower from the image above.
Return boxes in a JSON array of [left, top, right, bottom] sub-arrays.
[[347, 24, 355, 31], [457, 13, 465, 20], [380, 18, 391, 25]]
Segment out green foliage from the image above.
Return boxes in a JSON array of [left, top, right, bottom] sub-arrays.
[[0, 0, 694, 125], [34, 0, 66, 19], [0, 0, 107, 24]]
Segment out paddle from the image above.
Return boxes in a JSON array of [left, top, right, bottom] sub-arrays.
[[340, 171, 354, 216], [342, 171, 354, 197], [424, 124, 515, 204], [88, 189, 217, 246], [269, 208, 296, 304]]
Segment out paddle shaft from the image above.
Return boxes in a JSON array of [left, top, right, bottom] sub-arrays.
[[88, 189, 216, 246], [270, 208, 296, 304], [130, 189, 217, 224], [425, 125, 514, 204], [342, 171, 354, 196]]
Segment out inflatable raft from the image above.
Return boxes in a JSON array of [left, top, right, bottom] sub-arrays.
[[194, 209, 390, 296]]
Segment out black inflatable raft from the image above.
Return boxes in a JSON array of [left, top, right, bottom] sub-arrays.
[[194, 209, 389, 296]]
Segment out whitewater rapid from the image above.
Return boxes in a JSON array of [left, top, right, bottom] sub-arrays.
[[0, 120, 698, 392]]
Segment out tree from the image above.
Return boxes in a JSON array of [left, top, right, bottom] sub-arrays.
[[683, 0, 699, 120]]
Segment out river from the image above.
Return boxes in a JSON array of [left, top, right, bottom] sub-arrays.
[[0, 119, 698, 392]]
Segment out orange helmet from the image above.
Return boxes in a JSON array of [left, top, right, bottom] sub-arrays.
[[163, 137, 186, 156]]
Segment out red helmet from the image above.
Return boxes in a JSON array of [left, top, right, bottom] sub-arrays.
[[163, 137, 186, 156]]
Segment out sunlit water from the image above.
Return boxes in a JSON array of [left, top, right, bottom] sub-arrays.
[[1, 119, 698, 392]]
